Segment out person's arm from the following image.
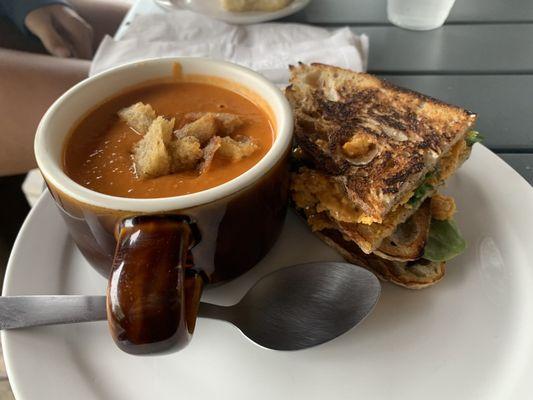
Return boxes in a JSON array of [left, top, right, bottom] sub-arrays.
[[0, 0, 70, 33], [25, 4, 94, 59], [0, 48, 89, 176], [0, 0, 94, 59]]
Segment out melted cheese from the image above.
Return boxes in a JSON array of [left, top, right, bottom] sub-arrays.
[[430, 139, 469, 184], [342, 134, 375, 158], [291, 140, 469, 229], [291, 168, 381, 225]]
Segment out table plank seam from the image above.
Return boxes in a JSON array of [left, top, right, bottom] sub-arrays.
[[294, 20, 533, 27], [371, 71, 533, 76], [493, 150, 533, 154]]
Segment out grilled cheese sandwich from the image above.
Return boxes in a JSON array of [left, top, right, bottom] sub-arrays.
[[287, 63, 478, 288]]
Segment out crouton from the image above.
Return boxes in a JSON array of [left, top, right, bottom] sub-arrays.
[[126, 103, 253, 179], [218, 135, 259, 161], [169, 136, 203, 172], [181, 112, 244, 137], [199, 136, 222, 175], [118, 102, 156, 134], [175, 114, 218, 145], [132, 116, 174, 179], [212, 112, 244, 134]]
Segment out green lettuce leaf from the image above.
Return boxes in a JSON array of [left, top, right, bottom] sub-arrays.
[[466, 130, 483, 146], [408, 171, 436, 207], [423, 219, 466, 262], [408, 182, 434, 206]]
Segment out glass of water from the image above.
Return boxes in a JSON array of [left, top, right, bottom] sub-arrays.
[[387, 0, 457, 31]]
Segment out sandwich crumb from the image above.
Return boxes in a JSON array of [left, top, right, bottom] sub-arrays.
[[430, 193, 456, 220]]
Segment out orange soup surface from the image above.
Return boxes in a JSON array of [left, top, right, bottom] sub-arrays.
[[63, 81, 274, 198]]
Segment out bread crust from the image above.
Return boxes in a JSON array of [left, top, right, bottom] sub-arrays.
[[374, 199, 431, 261], [316, 228, 446, 289]]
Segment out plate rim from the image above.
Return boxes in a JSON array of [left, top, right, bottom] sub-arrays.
[[1, 190, 50, 400], [167, 0, 312, 25]]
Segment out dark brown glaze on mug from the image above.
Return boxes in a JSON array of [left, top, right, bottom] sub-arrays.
[[46, 151, 289, 353], [107, 215, 203, 354]]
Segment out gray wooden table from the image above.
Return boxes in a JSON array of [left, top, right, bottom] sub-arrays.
[[117, 0, 533, 185]]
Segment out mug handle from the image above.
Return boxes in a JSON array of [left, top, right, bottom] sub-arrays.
[[106, 215, 204, 355]]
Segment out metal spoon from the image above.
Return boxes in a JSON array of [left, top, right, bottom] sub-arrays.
[[0, 262, 380, 350]]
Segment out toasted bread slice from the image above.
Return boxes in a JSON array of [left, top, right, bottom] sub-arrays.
[[316, 228, 446, 289], [286, 63, 477, 221]]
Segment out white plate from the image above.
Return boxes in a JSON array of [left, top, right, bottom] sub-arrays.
[[162, 0, 311, 24], [3, 145, 533, 400]]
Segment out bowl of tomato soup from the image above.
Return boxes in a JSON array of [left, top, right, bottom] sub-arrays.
[[34, 57, 293, 355]]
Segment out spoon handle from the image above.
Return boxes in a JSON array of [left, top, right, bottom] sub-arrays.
[[198, 302, 236, 323], [0, 295, 107, 330], [0, 295, 233, 330]]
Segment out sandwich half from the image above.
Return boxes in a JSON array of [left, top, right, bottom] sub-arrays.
[[286, 63, 480, 289]]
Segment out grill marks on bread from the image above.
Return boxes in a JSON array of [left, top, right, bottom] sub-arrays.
[[286, 63, 477, 220]]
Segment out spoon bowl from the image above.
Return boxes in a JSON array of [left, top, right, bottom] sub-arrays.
[[200, 262, 381, 350]]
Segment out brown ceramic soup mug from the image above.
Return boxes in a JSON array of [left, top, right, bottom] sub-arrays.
[[34, 57, 293, 355]]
